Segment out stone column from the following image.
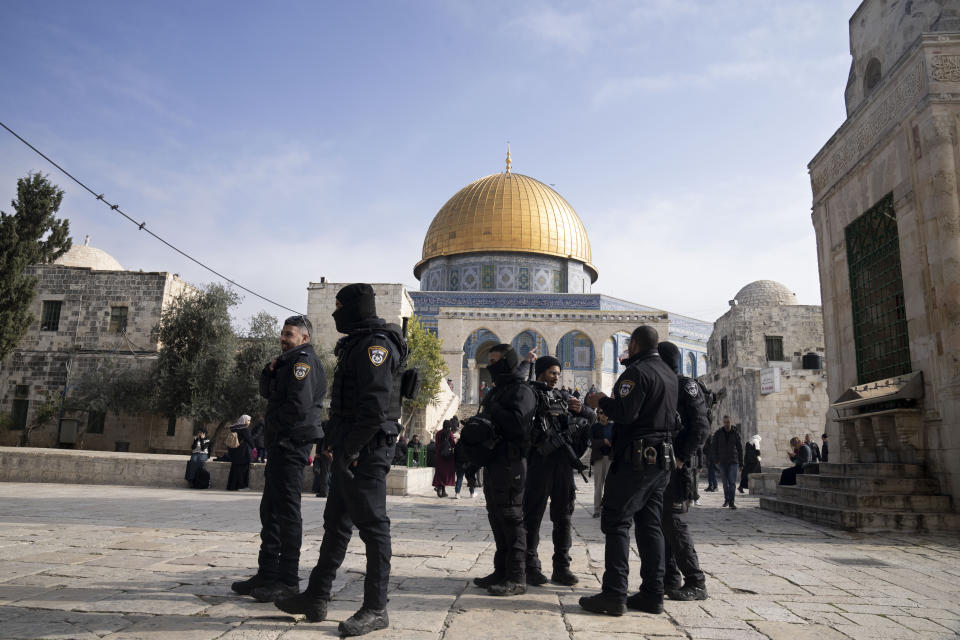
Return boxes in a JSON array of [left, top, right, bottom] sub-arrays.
[[467, 359, 478, 404], [593, 355, 605, 390]]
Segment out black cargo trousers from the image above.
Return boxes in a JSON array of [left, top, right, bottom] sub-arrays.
[[306, 436, 395, 610], [600, 456, 670, 601], [523, 449, 576, 576], [661, 467, 705, 590], [484, 454, 527, 584], [258, 439, 314, 585]]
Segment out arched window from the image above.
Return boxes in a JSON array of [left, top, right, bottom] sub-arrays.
[[864, 58, 881, 94]]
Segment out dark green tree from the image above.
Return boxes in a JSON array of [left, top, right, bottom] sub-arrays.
[[0, 173, 72, 360], [154, 284, 239, 432], [402, 315, 448, 417], [224, 311, 280, 421]]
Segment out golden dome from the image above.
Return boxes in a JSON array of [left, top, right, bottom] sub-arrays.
[[415, 171, 597, 281]]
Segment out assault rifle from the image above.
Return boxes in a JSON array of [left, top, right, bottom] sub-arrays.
[[532, 388, 590, 482]]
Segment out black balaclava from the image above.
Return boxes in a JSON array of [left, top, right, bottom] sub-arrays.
[[534, 355, 562, 378], [657, 341, 681, 374], [487, 344, 519, 378], [333, 283, 377, 333]]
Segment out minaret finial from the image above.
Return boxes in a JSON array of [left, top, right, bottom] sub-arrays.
[[505, 142, 512, 173]]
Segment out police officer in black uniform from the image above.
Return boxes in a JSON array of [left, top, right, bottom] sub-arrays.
[[275, 284, 403, 637], [580, 325, 677, 616], [524, 355, 594, 587], [472, 344, 538, 596], [231, 315, 325, 602], [657, 341, 709, 601]]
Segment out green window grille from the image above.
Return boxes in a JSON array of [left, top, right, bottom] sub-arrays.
[[765, 336, 784, 362], [845, 192, 911, 384], [40, 301, 62, 331], [109, 306, 128, 334]]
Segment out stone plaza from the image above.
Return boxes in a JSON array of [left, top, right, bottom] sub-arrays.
[[1, 479, 958, 640]]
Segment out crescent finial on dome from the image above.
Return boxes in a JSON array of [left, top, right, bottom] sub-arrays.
[[505, 142, 512, 174]]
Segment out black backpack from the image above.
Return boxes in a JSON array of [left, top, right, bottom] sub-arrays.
[[437, 433, 453, 459], [459, 415, 500, 467]]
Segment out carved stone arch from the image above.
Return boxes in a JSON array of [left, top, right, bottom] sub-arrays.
[[511, 328, 549, 358]]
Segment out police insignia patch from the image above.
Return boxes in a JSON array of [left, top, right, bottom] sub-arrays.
[[293, 363, 310, 381], [618, 380, 635, 397], [686, 381, 699, 396], [368, 346, 388, 367]]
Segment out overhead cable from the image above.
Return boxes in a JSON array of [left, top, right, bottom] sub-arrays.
[[0, 120, 304, 315]]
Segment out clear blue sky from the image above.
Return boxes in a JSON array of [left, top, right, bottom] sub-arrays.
[[1, 0, 862, 328]]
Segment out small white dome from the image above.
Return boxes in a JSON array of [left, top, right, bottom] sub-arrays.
[[55, 236, 123, 271], [734, 280, 797, 306]]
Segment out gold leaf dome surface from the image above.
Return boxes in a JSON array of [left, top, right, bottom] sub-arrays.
[[416, 172, 597, 281]]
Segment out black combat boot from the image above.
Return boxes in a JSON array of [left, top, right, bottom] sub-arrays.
[[251, 582, 299, 603], [625, 591, 664, 614], [579, 591, 626, 616], [674, 582, 708, 601], [526, 569, 548, 586], [338, 607, 389, 636], [230, 573, 269, 595], [274, 590, 328, 622], [487, 580, 527, 596], [473, 571, 503, 588], [551, 568, 578, 586]]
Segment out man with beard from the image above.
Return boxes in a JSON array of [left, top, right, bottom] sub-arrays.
[[524, 355, 594, 587], [275, 284, 406, 637], [472, 344, 538, 596], [231, 316, 325, 602]]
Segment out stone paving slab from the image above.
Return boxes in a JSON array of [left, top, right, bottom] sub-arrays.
[[0, 481, 958, 639]]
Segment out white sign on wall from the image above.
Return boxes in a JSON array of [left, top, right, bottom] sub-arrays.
[[760, 367, 781, 395]]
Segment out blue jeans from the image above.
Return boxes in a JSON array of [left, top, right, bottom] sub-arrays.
[[718, 463, 739, 505]]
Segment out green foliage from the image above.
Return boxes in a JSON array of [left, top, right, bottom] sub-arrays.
[[403, 316, 448, 412], [224, 311, 280, 421], [154, 283, 240, 427], [0, 173, 72, 361], [12, 395, 60, 447], [68, 360, 155, 416]]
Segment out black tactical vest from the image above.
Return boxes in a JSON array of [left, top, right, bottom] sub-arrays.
[[330, 331, 404, 422]]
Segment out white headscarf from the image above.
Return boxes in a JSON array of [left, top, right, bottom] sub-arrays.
[[751, 434, 762, 447]]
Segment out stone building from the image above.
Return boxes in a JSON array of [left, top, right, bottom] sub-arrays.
[[756, 0, 960, 531], [409, 152, 711, 403], [0, 238, 196, 452], [809, 0, 960, 503], [703, 280, 828, 463]]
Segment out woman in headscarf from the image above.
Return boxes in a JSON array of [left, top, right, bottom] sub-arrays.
[[739, 433, 762, 493], [226, 414, 255, 491], [432, 417, 458, 497]]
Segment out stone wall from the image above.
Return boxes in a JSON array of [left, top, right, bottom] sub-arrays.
[[0, 265, 192, 450], [0, 447, 435, 496], [306, 281, 414, 353], [702, 285, 828, 462], [714, 368, 829, 464], [809, 27, 960, 506]]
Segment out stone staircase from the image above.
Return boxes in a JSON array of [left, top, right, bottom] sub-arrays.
[[758, 462, 960, 532], [456, 403, 480, 421]]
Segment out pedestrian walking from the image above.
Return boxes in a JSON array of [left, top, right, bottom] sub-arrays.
[[710, 416, 743, 509]]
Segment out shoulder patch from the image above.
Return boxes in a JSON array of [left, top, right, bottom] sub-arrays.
[[618, 380, 635, 397], [293, 362, 311, 381], [368, 345, 389, 367], [685, 380, 699, 396]]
